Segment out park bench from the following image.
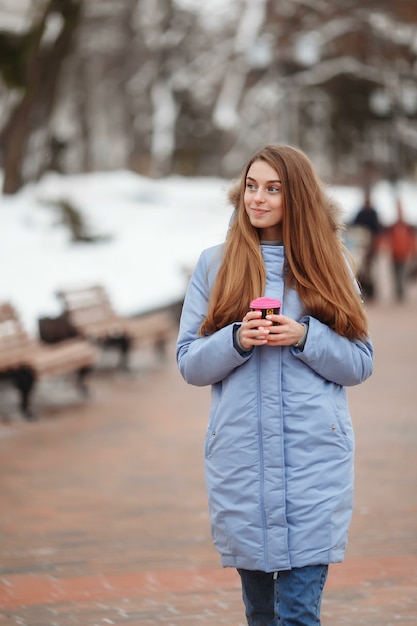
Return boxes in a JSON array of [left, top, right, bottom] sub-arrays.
[[0, 302, 96, 420], [55, 285, 179, 369]]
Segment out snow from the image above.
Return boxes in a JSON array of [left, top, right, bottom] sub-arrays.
[[1, 170, 232, 334], [1, 169, 416, 335]]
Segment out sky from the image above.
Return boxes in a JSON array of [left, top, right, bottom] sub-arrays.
[[1, 169, 415, 335]]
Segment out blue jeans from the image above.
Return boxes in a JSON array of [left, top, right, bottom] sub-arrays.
[[238, 565, 328, 626]]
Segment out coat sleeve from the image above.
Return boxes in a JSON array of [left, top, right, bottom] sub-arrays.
[[176, 248, 252, 386], [291, 315, 374, 386]]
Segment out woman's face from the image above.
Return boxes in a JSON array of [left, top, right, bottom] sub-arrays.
[[244, 159, 283, 241]]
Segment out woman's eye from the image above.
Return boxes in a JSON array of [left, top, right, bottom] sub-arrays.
[[246, 183, 257, 191], [268, 186, 280, 193]]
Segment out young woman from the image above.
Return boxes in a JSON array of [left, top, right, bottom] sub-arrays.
[[176, 145, 374, 626]]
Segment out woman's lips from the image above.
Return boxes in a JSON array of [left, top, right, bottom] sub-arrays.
[[250, 208, 269, 215]]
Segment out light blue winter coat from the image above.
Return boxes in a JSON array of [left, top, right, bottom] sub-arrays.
[[176, 243, 374, 572]]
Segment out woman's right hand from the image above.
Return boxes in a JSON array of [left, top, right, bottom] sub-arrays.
[[239, 311, 272, 350]]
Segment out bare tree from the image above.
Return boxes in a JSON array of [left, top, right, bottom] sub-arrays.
[[0, 0, 415, 190]]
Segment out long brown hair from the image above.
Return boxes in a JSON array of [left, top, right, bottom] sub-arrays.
[[200, 144, 369, 340]]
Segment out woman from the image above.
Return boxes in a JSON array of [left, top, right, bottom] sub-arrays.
[[176, 145, 374, 626]]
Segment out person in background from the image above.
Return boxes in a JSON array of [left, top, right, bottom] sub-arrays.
[[176, 144, 374, 626], [385, 198, 417, 302], [351, 190, 382, 300]]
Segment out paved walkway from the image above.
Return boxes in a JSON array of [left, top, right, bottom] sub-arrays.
[[0, 267, 416, 625]]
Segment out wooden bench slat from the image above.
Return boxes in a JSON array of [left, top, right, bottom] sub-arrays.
[[22, 339, 96, 379]]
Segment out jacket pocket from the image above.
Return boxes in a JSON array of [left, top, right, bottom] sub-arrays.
[[205, 425, 218, 459], [323, 395, 354, 453], [205, 382, 222, 458]]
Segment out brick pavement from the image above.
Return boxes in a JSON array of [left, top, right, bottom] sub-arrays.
[[0, 273, 416, 625]]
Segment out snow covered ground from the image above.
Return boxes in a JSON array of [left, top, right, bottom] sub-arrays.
[[1, 169, 415, 334]]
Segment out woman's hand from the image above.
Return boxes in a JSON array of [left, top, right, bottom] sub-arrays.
[[239, 311, 306, 350], [238, 311, 272, 350], [264, 314, 306, 346]]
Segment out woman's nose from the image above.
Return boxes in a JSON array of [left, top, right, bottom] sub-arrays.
[[254, 187, 265, 202]]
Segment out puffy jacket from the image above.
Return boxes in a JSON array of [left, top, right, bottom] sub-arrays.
[[176, 243, 374, 572]]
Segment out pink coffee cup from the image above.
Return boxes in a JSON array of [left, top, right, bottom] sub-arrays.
[[250, 297, 281, 325]]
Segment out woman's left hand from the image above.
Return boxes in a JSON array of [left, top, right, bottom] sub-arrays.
[[265, 314, 306, 347]]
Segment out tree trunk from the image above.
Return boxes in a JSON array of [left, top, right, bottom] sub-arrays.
[[1, 0, 82, 194], [1, 94, 35, 194]]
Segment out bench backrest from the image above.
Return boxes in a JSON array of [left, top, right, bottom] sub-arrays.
[[0, 303, 31, 353], [56, 285, 117, 328]]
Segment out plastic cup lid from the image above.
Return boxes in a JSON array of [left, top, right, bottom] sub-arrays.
[[250, 297, 281, 309]]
